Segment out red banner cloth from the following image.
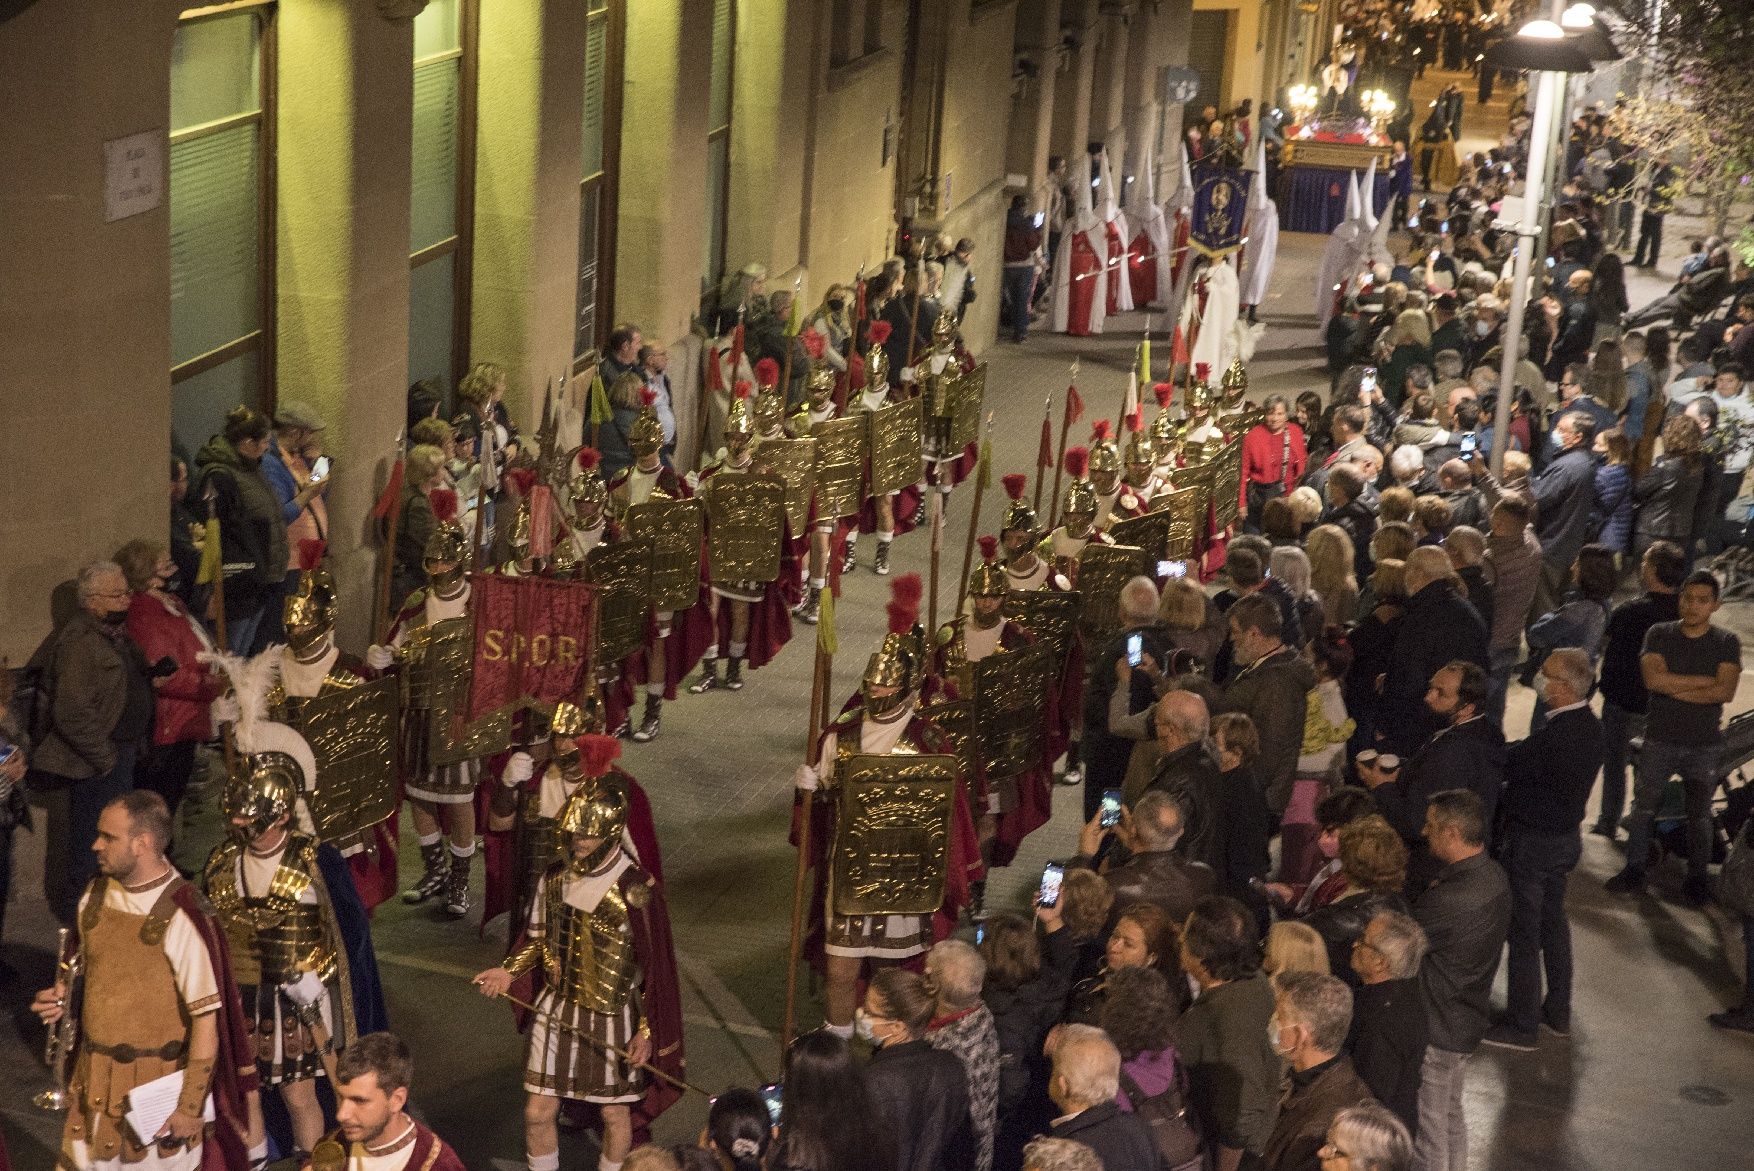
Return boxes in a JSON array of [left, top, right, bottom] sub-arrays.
[[465, 574, 599, 721]]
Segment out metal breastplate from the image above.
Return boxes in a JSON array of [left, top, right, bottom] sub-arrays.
[[207, 843, 333, 989], [543, 876, 638, 1014], [521, 790, 563, 895]]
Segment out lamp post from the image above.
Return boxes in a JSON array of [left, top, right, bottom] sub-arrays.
[[1484, 20, 1594, 477]]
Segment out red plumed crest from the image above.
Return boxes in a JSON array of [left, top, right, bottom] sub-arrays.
[[978, 534, 999, 563], [579, 733, 622, 779], [297, 538, 326, 572], [800, 326, 826, 360], [1064, 446, 1089, 479], [1002, 473, 1027, 501], [640, 387, 658, 407], [755, 357, 781, 387], [1153, 381, 1174, 409], [886, 573, 923, 634], [1128, 405, 1144, 432], [733, 380, 752, 400], [576, 447, 602, 472], [868, 320, 894, 346], [507, 468, 537, 497], [429, 488, 459, 524], [1091, 419, 1113, 442], [1195, 362, 1211, 381]]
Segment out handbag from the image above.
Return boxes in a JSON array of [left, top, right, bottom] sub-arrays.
[[1118, 1062, 1204, 1170]]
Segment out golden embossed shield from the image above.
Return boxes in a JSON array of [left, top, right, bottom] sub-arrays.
[[920, 700, 978, 776], [973, 643, 1053, 778], [754, 436, 817, 534], [949, 362, 986, 449], [705, 472, 786, 584], [1150, 484, 1207, 562], [868, 397, 924, 497], [1213, 438, 1243, 529], [1076, 544, 1151, 645], [585, 537, 653, 665], [624, 498, 704, 612], [400, 617, 515, 766], [830, 753, 958, 917], [1108, 509, 1175, 564], [811, 415, 868, 519], [284, 677, 399, 842], [1001, 590, 1081, 675]]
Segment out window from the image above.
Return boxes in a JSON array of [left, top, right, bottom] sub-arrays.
[[410, 0, 476, 403], [170, 6, 274, 457], [574, 0, 623, 369], [704, 0, 735, 288]]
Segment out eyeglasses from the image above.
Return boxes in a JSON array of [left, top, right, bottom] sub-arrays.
[[1318, 1141, 1351, 1159]]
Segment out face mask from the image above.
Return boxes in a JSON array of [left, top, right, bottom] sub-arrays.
[[854, 1008, 879, 1045], [1550, 430, 1566, 452], [1266, 1017, 1285, 1053], [1532, 674, 1549, 704], [828, 299, 846, 312], [101, 609, 128, 627], [1475, 321, 1491, 337]]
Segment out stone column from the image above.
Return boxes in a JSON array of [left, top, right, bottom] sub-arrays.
[[470, 0, 587, 432], [1051, 0, 1099, 166], [275, 0, 416, 647], [1007, 0, 1063, 207]]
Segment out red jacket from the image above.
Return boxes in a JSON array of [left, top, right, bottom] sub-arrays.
[[126, 591, 221, 745], [1242, 421, 1308, 494]]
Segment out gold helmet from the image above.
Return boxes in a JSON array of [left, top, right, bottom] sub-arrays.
[[1088, 420, 1121, 478], [999, 473, 1037, 536], [1125, 424, 1155, 472], [506, 468, 537, 559], [806, 364, 837, 408], [224, 755, 300, 845], [1185, 363, 1214, 414], [968, 534, 1006, 598], [284, 539, 336, 655], [556, 754, 628, 874], [568, 447, 609, 520], [1059, 446, 1098, 532], [864, 320, 894, 389], [750, 357, 785, 434], [423, 488, 469, 586], [627, 382, 665, 459], [725, 381, 756, 442], [548, 539, 581, 577], [863, 575, 925, 718], [549, 698, 601, 739], [1220, 357, 1248, 407], [930, 309, 956, 349]]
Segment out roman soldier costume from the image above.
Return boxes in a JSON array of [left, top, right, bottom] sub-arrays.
[[1087, 420, 1124, 531], [788, 365, 841, 626], [269, 541, 396, 910], [376, 491, 484, 917], [794, 576, 982, 966], [489, 775, 685, 1133], [1181, 366, 1228, 464], [1112, 420, 1158, 522], [1038, 446, 1113, 589], [996, 474, 1051, 593], [845, 324, 923, 575], [1150, 380, 1184, 485], [59, 851, 257, 1170], [315, 1118, 464, 1171]]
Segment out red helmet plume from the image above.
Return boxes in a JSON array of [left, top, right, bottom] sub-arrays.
[[868, 320, 894, 346], [1063, 446, 1089, 479], [576, 447, 602, 472], [579, 733, 622, 779], [755, 357, 780, 387], [1153, 382, 1174, 409], [640, 387, 658, 407], [977, 534, 999, 563], [1091, 419, 1113, 442], [886, 573, 923, 634], [800, 326, 826, 360], [429, 488, 459, 524], [297, 538, 326, 572], [733, 380, 752, 400], [507, 468, 537, 497], [1002, 473, 1027, 501]]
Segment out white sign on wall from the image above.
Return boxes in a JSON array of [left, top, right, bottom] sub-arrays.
[[103, 130, 165, 223]]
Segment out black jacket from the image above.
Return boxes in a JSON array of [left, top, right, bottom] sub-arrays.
[[1096, 849, 1217, 926], [1499, 706, 1606, 835], [1372, 716, 1507, 890], [1084, 622, 1181, 795], [1218, 646, 1318, 814], [1303, 889, 1411, 980], [1632, 455, 1705, 546], [1530, 446, 1598, 569], [1414, 851, 1512, 1053], [1050, 1101, 1166, 1171], [1324, 497, 1378, 584], [1598, 591, 1679, 713], [1454, 564, 1494, 634], [1146, 742, 1228, 872], [1347, 978, 1427, 1135], [867, 1040, 976, 1171], [1380, 580, 1489, 754]]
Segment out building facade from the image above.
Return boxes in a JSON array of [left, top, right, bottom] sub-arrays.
[[0, 0, 1239, 659]]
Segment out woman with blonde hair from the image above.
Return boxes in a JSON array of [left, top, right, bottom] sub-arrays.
[[1265, 921, 1331, 980], [1288, 485, 1325, 536], [1377, 309, 1433, 406], [1269, 546, 1324, 648], [1305, 525, 1358, 628], [1158, 576, 1225, 666]]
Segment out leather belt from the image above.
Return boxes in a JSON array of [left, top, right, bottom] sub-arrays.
[[87, 1038, 186, 1063]]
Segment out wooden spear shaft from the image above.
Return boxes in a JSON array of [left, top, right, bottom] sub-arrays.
[[1032, 395, 1051, 517], [1049, 381, 1076, 529], [783, 638, 833, 1051], [374, 436, 406, 644], [956, 413, 994, 613], [927, 489, 944, 635]]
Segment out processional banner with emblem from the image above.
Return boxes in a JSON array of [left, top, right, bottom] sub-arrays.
[[973, 644, 1054, 778], [464, 574, 600, 722], [705, 472, 786, 583], [625, 497, 705, 611], [1190, 163, 1253, 260]]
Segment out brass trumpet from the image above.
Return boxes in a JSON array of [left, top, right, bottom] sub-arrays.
[[35, 925, 80, 1111]]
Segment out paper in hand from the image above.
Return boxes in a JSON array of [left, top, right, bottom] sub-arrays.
[[124, 1068, 214, 1147]]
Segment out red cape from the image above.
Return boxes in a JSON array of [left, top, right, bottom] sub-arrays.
[[1104, 219, 1128, 315], [164, 879, 259, 1171], [1128, 226, 1159, 307], [1063, 232, 1102, 337]]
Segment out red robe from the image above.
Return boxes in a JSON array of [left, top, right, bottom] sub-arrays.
[[1127, 225, 1160, 307], [790, 701, 985, 969], [1104, 218, 1128, 315], [1063, 231, 1102, 337]]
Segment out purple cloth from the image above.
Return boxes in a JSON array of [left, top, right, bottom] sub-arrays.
[[1281, 166, 1392, 233], [1116, 1047, 1181, 1111]]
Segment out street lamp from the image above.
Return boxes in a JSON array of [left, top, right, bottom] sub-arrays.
[[1482, 19, 1594, 476], [1561, 3, 1623, 62]]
